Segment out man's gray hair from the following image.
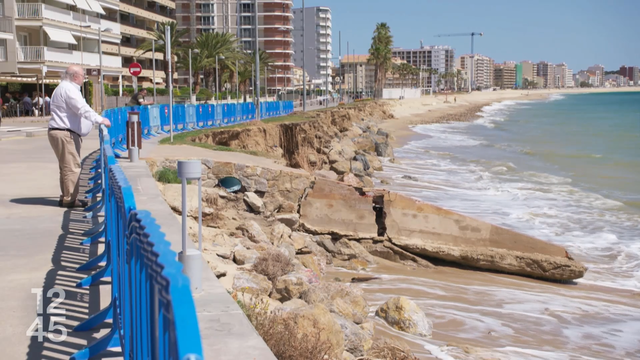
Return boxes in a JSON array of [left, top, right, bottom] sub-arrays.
[[62, 66, 82, 81]]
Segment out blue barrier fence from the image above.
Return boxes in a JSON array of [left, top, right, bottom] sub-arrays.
[[102, 101, 295, 153], [70, 126, 204, 360]]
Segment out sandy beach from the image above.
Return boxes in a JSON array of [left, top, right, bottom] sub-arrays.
[[365, 87, 640, 359], [379, 87, 640, 147]]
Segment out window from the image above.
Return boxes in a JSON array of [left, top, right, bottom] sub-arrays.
[[240, 16, 253, 26], [201, 3, 213, 14], [240, 3, 254, 13], [241, 28, 254, 39], [0, 39, 6, 61], [201, 16, 214, 26]]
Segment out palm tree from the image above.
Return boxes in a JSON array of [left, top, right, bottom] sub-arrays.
[[455, 69, 463, 91], [188, 32, 239, 92], [367, 23, 393, 99], [137, 21, 188, 87], [396, 63, 414, 89]]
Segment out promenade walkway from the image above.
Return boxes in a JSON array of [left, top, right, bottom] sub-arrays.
[[0, 132, 116, 359], [0, 128, 276, 359]]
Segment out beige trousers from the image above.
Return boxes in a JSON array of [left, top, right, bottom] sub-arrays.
[[48, 129, 82, 203]]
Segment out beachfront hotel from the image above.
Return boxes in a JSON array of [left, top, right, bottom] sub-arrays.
[[6, 0, 175, 110], [292, 6, 332, 91], [493, 62, 516, 89]]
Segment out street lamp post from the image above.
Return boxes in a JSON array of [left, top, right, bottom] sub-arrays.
[[236, 59, 240, 104], [302, 0, 306, 111], [189, 48, 193, 103], [97, 27, 112, 112], [215, 55, 224, 104], [152, 40, 157, 103]]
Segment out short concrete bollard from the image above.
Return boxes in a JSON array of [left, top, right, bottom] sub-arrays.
[[127, 111, 141, 162], [177, 160, 203, 293]]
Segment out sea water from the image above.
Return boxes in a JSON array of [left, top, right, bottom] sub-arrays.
[[371, 92, 640, 359]]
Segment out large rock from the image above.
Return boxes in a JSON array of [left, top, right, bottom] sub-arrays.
[[271, 223, 292, 246], [243, 192, 265, 213], [350, 161, 366, 177], [341, 173, 364, 188], [232, 272, 272, 296], [360, 176, 374, 188], [314, 170, 339, 181], [334, 239, 376, 265], [302, 283, 369, 324], [365, 154, 383, 171], [233, 248, 260, 265], [290, 232, 310, 251], [290, 304, 345, 358], [375, 142, 394, 158], [332, 314, 373, 357], [375, 296, 432, 338], [383, 192, 587, 281], [297, 254, 323, 277], [275, 213, 300, 229], [299, 179, 378, 239], [237, 221, 269, 243], [331, 161, 351, 175], [274, 273, 310, 301], [353, 136, 376, 153]]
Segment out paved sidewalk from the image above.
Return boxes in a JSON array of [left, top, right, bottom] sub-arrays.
[[0, 133, 116, 359]]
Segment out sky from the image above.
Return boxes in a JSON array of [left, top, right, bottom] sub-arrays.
[[292, 0, 640, 71]]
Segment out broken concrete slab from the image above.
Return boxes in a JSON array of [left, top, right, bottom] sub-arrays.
[[299, 179, 378, 239]]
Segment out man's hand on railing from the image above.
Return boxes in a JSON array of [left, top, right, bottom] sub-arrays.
[[101, 118, 112, 128]]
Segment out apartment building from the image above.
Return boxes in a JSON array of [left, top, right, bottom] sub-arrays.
[[566, 68, 574, 87], [457, 54, 494, 89], [619, 65, 639, 85], [339, 54, 374, 94], [554, 63, 567, 88], [238, 0, 293, 94], [176, 0, 237, 42], [6, 0, 176, 108], [493, 62, 516, 89], [587, 64, 605, 87], [292, 6, 331, 91], [392, 45, 454, 89], [520, 60, 537, 83], [536, 61, 555, 88]]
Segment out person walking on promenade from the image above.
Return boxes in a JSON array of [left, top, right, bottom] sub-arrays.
[[48, 65, 111, 208], [128, 88, 154, 106]]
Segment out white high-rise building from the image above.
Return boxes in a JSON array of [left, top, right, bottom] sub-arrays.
[[292, 6, 332, 91], [566, 69, 574, 87], [457, 54, 494, 89]]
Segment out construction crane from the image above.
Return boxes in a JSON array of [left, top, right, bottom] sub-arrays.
[[435, 32, 484, 92], [435, 32, 484, 55]]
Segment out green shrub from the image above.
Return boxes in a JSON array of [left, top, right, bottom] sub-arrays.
[[156, 88, 169, 96], [86, 80, 93, 107], [179, 87, 191, 96], [154, 167, 181, 184], [8, 83, 21, 92], [197, 88, 213, 100]]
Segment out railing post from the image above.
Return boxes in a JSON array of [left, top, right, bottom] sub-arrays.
[[177, 160, 202, 294], [127, 111, 141, 162]]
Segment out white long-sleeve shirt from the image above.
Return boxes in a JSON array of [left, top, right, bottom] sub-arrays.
[[49, 80, 103, 137]]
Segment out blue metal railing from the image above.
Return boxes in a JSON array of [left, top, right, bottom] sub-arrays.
[[70, 126, 204, 360], [101, 101, 295, 155]]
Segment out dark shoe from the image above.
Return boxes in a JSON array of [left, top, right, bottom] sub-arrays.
[[62, 199, 88, 208]]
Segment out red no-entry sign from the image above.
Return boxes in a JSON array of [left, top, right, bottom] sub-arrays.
[[128, 62, 142, 77]]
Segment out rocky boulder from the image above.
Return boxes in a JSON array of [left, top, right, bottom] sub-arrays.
[[331, 161, 351, 175], [290, 304, 345, 358], [237, 221, 269, 243], [233, 247, 260, 265], [232, 272, 272, 296], [375, 296, 432, 338], [271, 223, 292, 246], [332, 314, 373, 357], [302, 283, 369, 324], [333, 239, 376, 265], [341, 173, 364, 188], [243, 192, 265, 213], [375, 142, 394, 158], [314, 170, 339, 181], [275, 213, 300, 229], [349, 161, 366, 177], [274, 273, 310, 301]]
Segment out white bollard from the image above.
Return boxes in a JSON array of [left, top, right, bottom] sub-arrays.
[[177, 160, 203, 293], [128, 111, 139, 162]]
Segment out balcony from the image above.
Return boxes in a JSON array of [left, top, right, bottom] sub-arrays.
[[120, 0, 175, 19], [16, 4, 121, 35], [17, 46, 122, 68], [0, 17, 14, 35]]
